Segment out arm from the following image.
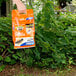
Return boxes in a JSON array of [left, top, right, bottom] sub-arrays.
[[12, 0, 26, 13]]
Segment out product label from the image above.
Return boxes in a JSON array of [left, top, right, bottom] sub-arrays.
[[15, 37, 34, 46]]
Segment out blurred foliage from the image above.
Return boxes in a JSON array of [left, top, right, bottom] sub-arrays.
[[72, 0, 76, 6], [56, 0, 72, 8], [0, 0, 76, 72]]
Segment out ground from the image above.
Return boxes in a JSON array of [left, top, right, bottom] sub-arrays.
[[0, 64, 76, 76]]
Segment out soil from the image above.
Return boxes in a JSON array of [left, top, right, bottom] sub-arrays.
[[0, 64, 76, 76]]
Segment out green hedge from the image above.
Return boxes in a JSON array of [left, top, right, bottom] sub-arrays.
[[0, 1, 76, 70]]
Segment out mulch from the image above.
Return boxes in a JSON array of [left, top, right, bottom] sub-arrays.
[[0, 64, 76, 76]]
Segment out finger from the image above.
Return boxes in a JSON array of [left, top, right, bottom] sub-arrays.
[[18, 10, 26, 14], [16, 2, 26, 13]]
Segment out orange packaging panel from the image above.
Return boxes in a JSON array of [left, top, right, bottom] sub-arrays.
[[12, 9, 35, 49]]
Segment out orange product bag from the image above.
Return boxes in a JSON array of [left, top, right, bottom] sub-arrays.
[[12, 9, 35, 49]]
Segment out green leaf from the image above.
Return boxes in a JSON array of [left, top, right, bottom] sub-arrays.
[[0, 44, 5, 48], [12, 54, 18, 60], [62, 60, 66, 64], [26, 56, 33, 67], [8, 49, 13, 53], [10, 59, 16, 65], [0, 65, 5, 72], [73, 52, 76, 54], [0, 56, 3, 61], [4, 56, 11, 62]]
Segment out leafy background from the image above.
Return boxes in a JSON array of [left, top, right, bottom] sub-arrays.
[[0, 0, 76, 71]]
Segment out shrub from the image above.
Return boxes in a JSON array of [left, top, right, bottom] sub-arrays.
[[0, 1, 76, 70]]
